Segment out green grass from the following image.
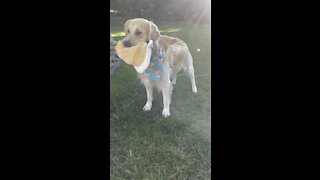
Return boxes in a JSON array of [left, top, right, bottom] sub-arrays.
[[110, 21, 211, 179]]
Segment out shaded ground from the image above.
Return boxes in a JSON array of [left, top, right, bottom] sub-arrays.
[[110, 19, 211, 179]]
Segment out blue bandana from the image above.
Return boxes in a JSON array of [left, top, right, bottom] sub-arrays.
[[143, 44, 164, 81]]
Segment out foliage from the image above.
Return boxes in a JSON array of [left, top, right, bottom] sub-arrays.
[[110, 0, 211, 24]]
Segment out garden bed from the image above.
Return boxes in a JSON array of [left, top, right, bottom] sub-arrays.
[[110, 36, 123, 76]]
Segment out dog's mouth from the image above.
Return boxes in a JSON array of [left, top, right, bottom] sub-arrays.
[[123, 40, 132, 47], [123, 40, 150, 47]]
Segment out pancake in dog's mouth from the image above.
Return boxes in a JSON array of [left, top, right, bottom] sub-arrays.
[[115, 40, 153, 73]]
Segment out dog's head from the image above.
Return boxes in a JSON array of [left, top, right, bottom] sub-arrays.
[[122, 18, 160, 51]]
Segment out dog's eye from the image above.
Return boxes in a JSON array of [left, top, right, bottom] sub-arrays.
[[135, 31, 142, 36], [127, 30, 130, 34]]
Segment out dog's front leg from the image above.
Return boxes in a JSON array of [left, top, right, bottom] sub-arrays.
[[161, 84, 172, 117], [143, 83, 153, 111]]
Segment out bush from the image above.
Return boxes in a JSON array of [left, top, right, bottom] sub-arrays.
[[110, 0, 210, 25]]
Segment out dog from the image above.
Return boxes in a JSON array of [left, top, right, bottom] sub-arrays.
[[121, 18, 197, 117]]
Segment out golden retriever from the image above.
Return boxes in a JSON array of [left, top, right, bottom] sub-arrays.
[[121, 18, 197, 117]]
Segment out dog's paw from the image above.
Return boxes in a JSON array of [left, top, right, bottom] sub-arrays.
[[172, 79, 177, 85], [143, 102, 152, 111], [192, 86, 198, 93], [162, 109, 171, 118]]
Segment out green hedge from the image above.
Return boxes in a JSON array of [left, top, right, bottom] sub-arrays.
[[110, 0, 210, 25]]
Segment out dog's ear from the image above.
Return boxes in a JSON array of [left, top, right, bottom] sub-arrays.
[[149, 21, 160, 43], [149, 21, 160, 55], [124, 19, 132, 35]]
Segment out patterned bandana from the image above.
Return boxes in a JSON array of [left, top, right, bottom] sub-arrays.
[[143, 43, 164, 81]]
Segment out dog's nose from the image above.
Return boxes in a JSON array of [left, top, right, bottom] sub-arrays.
[[123, 40, 132, 47], [146, 40, 149, 43]]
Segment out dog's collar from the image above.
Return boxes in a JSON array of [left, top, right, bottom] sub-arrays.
[[143, 42, 164, 81]]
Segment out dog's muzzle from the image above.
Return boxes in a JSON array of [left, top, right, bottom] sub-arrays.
[[123, 40, 132, 47]]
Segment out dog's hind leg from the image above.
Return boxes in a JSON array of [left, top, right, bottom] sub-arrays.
[[171, 69, 178, 85], [167, 49, 178, 85], [143, 83, 153, 111], [186, 55, 197, 93]]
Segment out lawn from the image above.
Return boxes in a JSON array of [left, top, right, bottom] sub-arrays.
[[110, 19, 211, 179]]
